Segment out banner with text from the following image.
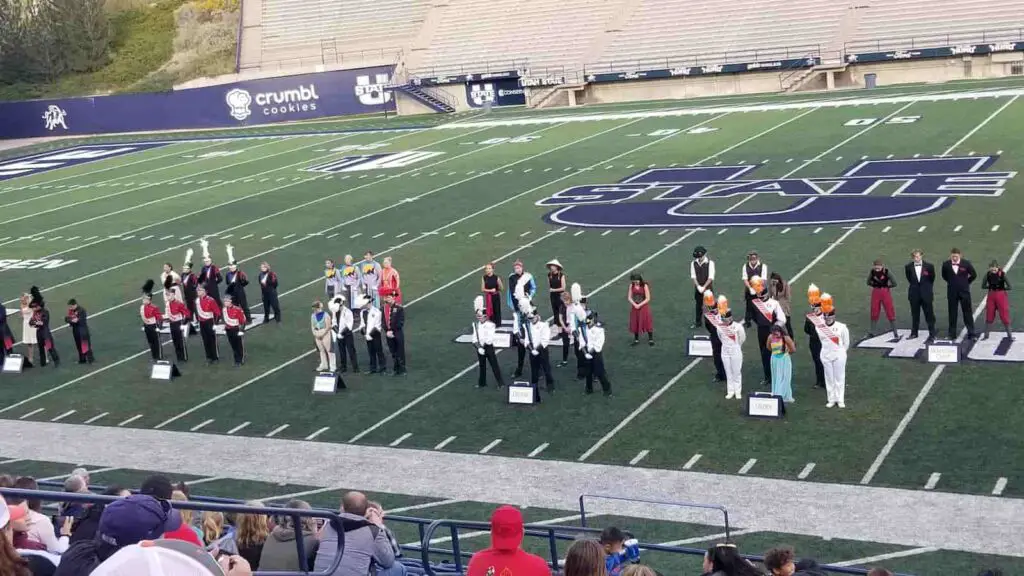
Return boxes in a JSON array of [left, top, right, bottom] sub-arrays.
[[465, 78, 526, 107]]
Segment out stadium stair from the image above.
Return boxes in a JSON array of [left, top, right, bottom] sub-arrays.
[[396, 83, 457, 113], [781, 61, 849, 92]]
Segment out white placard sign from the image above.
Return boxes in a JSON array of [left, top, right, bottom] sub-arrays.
[[150, 361, 173, 380], [688, 336, 713, 357], [927, 342, 960, 364], [507, 382, 536, 405], [2, 354, 24, 374], [313, 372, 338, 394], [746, 393, 784, 419]]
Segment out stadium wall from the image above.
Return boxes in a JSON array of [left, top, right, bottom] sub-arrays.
[[0, 66, 396, 140]]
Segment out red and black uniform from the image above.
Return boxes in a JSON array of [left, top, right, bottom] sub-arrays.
[[30, 307, 59, 367], [141, 302, 164, 361], [168, 299, 191, 362], [867, 267, 897, 335], [196, 295, 222, 362], [983, 269, 1012, 336], [0, 302, 15, 363], [225, 269, 251, 324], [198, 264, 223, 308], [223, 306, 246, 365], [65, 307, 94, 364], [383, 302, 406, 375], [259, 270, 281, 323], [181, 271, 200, 325]]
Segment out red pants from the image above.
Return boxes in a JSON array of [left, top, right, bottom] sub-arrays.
[[986, 290, 1011, 324], [870, 287, 896, 322]]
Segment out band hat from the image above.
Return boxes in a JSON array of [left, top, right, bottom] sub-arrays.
[[473, 295, 485, 314], [545, 259, 562, 270]]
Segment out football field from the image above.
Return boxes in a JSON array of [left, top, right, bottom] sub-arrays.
[[2, 77, 1024, 512]]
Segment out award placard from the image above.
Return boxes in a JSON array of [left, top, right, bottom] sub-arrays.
[[687, 335, 713, 357], [927, 341, 960, 364], [2, 354, 24, 374], [507, 381, 536, 405], [746, 392, 784, 419]]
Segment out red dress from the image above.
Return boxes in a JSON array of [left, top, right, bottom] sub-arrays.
[[629, 283, 653, 334], [380, 267, 402, 304]]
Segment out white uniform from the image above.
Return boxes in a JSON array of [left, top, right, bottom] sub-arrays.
[[587, 324, 605, 356], [716, 320, 747, 398], [472, 320, 497, 353], [362, 307, 382, 340], [526, 320, 550, 354], [817, 319, 851, 407]]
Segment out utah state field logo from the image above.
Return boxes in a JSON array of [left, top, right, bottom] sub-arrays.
[[537, 156, 1013, 228]]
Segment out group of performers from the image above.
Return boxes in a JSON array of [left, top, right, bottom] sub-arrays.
[[0, 287, 94, 369], [472, 259, 613, 401]]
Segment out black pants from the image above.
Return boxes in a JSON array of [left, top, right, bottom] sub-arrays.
[[550, 293, 562, 320], [694, 289, 705, 325], [784, 317, 794, 338], [336, 332, 359, 372], [261, 290, 281, 322], [184, 294, 198, 328], [37, 335, 59, 367], [199, 320, 218, 361], [757, 324, 772, 381], [585, 352, 612, 395], [170, 321, 189, 362], [909, 295, 936, 337], [745, 295, 756, 326], [808, 338, 825, 387], [71, 329, 94, 364], [529, 347, 554, 391], [477, 345, 504, 387], [144, 325, 162, 361], [513, 337, 527, 377], [559, 330, 570, 362], [366, 332, 386, 372], [710, 334, 725, 380], [225, 328, 245, 364], [386, 331, 406, 374], [947, 291, 975, 337], [574, 340, 587, 379]]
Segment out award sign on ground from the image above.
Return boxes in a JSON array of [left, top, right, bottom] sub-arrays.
[[746, 392, 784, 419], [150, 360, 181, 381], [926, 340, 960, 364], [687, 335, 713, 357], [507, 381, 536, 405], [313, 371, 346, 394], [2, 354, 24, 374]]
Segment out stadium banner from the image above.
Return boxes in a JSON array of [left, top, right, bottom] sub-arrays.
[[584, 57, 820, 83], [0, 66, 396, 140], [466, 78, 527, 107], [847, 41, 1024, 63], [411, 70, 520, 87]]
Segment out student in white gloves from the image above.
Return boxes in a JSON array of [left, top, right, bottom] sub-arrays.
[[584, 311, 613, 397], [715, 296, 747, 399], [330, 295, 359, 373], [817, 293, 851, 408], [358, 295, 387, 374], [523, 299, 554, 398], [472, 296, 505, 388]]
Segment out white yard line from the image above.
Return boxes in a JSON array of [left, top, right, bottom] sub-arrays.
[[257, 485, 345, 503], [829, 547, 940, 567], [406, 512, 587, 547], [38, 466, 120, 482], [387, 498, 465, 514], [657, 529, 756, 547]]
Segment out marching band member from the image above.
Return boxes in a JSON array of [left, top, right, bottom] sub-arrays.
[[524, 300, 553, 398], [983, 260, 1013, 340], [160, 263, 182, 315], [311, 300, 335, 372], [866, 259, 898, 338], [259, 262, 281, 323], [65, 299, 94, 364], [341, 255, 362, 316], [0, 301, 14, 365], [168, 289, 191, 362], [628, 272, 654, 346], [181, 249, 199, 329], [817, 293, 851, 408], [547, 259, 566, 319], [224, 245, 251, 324], [383, 292, 406, 375], [196, 285, 221, 364], [803, 284, 826, 389], [742, 250, 768, 328], [584, 311, 612, 397], [569, 283, 589, 380], [222, 295, 246, 367], [942, 247, 978, 340], [329, 296, 359, 373], [748, 275, 786, 387], [481, 262, 503, 325], [20, 293, 36, 367], [140, 281, 164, 362], [715, 296, 746, 399], [358, 294, 386, 373], [325, 259, 343, 300], [472, 296, 504, 388], [360, 251, 383, 308], [556, 291, 572, 367], [198, 239, 223, 308], [510, 267, 536, 379], [380, 257, 402, 304], [28, 287, 59, 368], [690, 246, 715, 329], [702, 290, 726, 383]]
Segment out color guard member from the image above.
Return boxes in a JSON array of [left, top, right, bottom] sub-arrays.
[[168, 289, 191, 362], [196, 285, 221, 364], [258, 262, 281, 323], [817, 293, 851, 409], [311, 299, 335, 372], [472, 296, 504, 388], [715, 296, 746, 399], [866, 259, 898, 338], [325, 259, 343, 300], [224, 245, 251, 324], [198, 240, 223, 308], [223, 295, 246, 366], [803, 284, 826, 389], [383, 292, 406, 375], [481, 262, 503, 325], [360, 251, 383, 308], [65, 299, 94, 364], [546, 259, 566, 319], [341, 255, 362, 316], [140, 280, 164, 362], [28, 287, 59, 368], [982, 260, 1013, 340], [748, 275, 786, 386]]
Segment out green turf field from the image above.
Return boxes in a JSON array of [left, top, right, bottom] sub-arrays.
[[2, 80, 1024, 517]]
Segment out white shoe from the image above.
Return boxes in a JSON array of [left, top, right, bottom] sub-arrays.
[[838, 403, 846, 408], [826, 402, 835, 408], [725, 393, 733, 399], [316, 365, 328, 371]]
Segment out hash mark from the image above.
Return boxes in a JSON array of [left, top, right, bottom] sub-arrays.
[[993, 477, 1008, 496], [479, 439, 502, 454], [227, 422, 251, 435], [524, 168, 532, 173], [682, 453, 702, 469], [924, 472, 941, 490], [306, 427, 330, 441], [798, 462, 816, 479], [918, 226, 927, 233], [444, 232, 457, 238], [602, 230, 612, 236], [519, 231, 531, 237], [717, 229, 728, 235], [389, 433, 412, 447], [19, 408, 44, 420], [813, 227, 823, 234], [66, 236, 79, 242], [629, 450, 649, 466], [349, 233, 362, 239], [544, 168, 552, 172], [50, 410, 76, 422], [781, 228, 791, 234], [629, 229, 639, 236], [882, 226, 892, 233], [265, 424, 289, 438], [494, 231, 505, 238], [121, 235, 135, 241], [283, 234, 296, 240], [84, 412, 109, 424], [118, 414, 143, 427], [396, 232, 408, 239], [327, 233, 338, 239], [528, 443, 549, 458], [190, 419, 214, 432], [469, 232, 481, 238], [261, 234, 274, 240], [140, 235, 154, 241], [749, 228, 759, 235], [738, 458, 757, 474], [954, 225, 963, 232], [658, 229, 668, 236], [434, 436, 457, 450], [372, 232, 385, 238], [913, 153, 921, 158], [992, 225, 1000, 232], [241, 234, 254, 240]]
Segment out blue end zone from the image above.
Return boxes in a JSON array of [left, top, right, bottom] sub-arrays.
[[0, 143, 169, 181]]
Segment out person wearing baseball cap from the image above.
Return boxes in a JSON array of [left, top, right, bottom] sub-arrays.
[[2, 495, 60, 575], [466, 506, 550, 576], [91, 539, 252, 576]]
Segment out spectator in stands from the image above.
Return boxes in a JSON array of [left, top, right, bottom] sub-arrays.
[[466, 505, 550, 576], [3, 495, 59, 576], [70, 470, 90, 488], [367, 500, 403, 569], [132, 477, 200, 547], [701, 543, 763, 576], [867, 569, 893, 576], [599, 527, 629, 575], [313, 491, 403, 576], [565, 539, 607, 576], [622, 567, 660, 576], [233, 501, 269, 571], [0, 475, 14, 488], [89, 540, 253, 576], [9, 477, 69, 554], [170, 491, 203, 544], [259, 499, 317, 571], [70, 486, 130, 545], [762, 547, 826, 576], [55, 494, 180, 576], [201, 511, 238, 555], [58, 475, 91, 529]]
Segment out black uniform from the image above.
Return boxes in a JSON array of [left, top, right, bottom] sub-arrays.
[[556, 300, 571, 364], [473, 321, 504, 388], [0, 302, 15, 363], [584, 325, 612, 396], [181, 271, 199, 327], [750, 296, 777, 383], [548, 271, 565, 319], [30, 308, 60, 367], [383, 302, 406, 375], [333, 307, 359, 373], [905, 260, 937, 339], [361, 309, 387, 373], [483, 274, 502, 325], [525, 321, 553, 397], [259, 270, 281, 323], [198, 264, 223, 308], [803, 310, 826, 388], [941, 258, 978, 339], [743, 262, 767, 327], [702, 308, 726, 381], [692, 259, 713, 326], [224, 269, 251, 324], [65, 307, 94, 364]]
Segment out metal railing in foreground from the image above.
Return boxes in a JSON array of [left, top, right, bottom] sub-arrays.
[[0, 487, 346, 576]]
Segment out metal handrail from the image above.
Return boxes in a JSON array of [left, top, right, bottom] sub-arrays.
[[0, 487, 346, 576], [843, 26, 1024, 56], [579, 493, 731, 540], [584, 43, 823, 75]]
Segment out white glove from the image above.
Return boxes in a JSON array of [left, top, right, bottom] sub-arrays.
[[365, 333, 373, 341], [477, 347, 485, 355], [749, 287, 756, 295], [531, 349, 539, 356], [585, 353, 593, 360]]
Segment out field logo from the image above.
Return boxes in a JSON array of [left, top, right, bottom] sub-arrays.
[[0, 258, 77, 271], [538, 156, 1015, 228], [858, 329, 1024, 363], [355, 74, 392, 106], [469, 83, 496, 106], [305, 150, 443, 173], [42, 105, 68, 131], [0, 144, 167, 181], [225, 88, 253, 120]]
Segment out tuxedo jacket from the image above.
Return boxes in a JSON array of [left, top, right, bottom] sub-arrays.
[[904, 261, 936, 301], [941, 259, 977, 295], [383, 304, 405, 334]]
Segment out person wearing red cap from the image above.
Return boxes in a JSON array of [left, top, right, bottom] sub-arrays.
[[466, 506, 550, 576]]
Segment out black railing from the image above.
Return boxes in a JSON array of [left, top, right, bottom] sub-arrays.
[[843, 27, 1024, 56], [583, 43, 823, 75]]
